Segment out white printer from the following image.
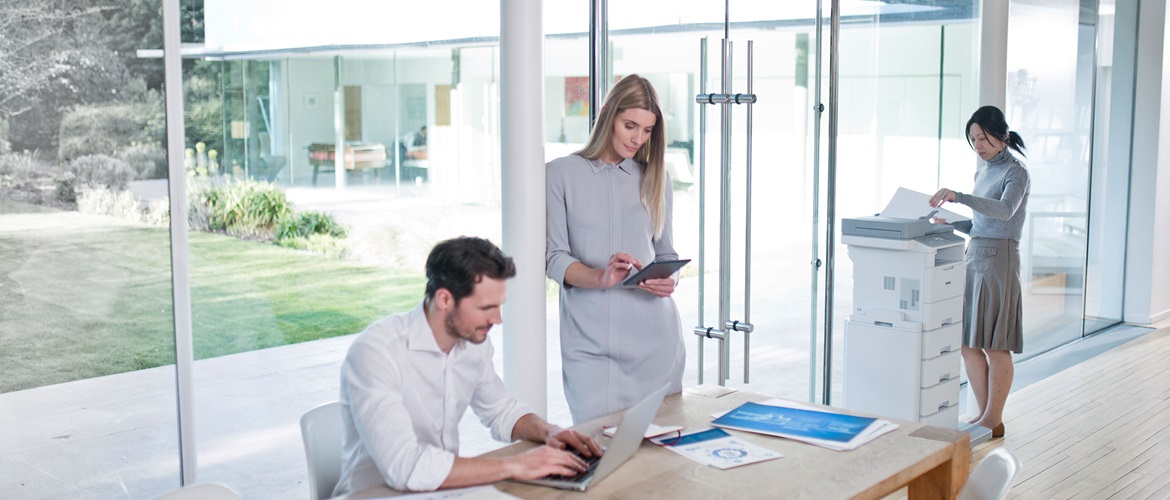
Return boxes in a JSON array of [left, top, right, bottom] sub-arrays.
[[841, 215, 966, 428]]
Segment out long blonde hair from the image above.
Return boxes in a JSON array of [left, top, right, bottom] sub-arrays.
[[577, 75, 668, 238]]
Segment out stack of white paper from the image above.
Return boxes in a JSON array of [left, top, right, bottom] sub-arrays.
[[881, 187, 971, 223], [710, 399, 898, 452]]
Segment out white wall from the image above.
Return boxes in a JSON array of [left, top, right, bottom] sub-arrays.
[[1125, 0, 1170, 324], [285, 58, 338, 183]]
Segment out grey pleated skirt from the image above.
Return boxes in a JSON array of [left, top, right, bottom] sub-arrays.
[[963, 237, 1023, 353]]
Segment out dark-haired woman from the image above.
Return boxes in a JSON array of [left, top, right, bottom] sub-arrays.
[[929, 105, 1030, 438]]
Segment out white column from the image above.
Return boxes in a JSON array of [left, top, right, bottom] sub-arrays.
[[979, 0, 1009, 108], [501, 0, 547, 415], [162, 0, 197, 485], [1126, 0, 1170, 324]]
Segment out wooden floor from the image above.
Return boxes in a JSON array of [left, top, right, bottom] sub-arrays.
[[896, 320, 1170, 499], [978, 321, 1170, 499]]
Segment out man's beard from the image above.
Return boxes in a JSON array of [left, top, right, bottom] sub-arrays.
[[445, 308, 488, 345]]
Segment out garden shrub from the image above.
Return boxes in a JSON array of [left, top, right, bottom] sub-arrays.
[[183, 180, 349, 257], [144, 199, 170, 226], [119, 141, 168, 180], [69, 154, 134, 191], [275, 210, 348, 243], [58, 94, 166, 162], [55, 174, 78, 203], [0, 151, 40, 184], [187, 180, 215, 232], [78, 188, 142, 221], [197, 180, 293, 240]]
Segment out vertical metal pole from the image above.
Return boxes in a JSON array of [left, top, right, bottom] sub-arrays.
[[718, 39, 733, 386], [743, 40, 754, 384], [162, 0, 196, 485], [589, 0, 608, 129], [697, 38, 708, 385], [809, 0, 825, 404], [241, 65, 250, 178], [393, 52, 401, 194], [822, 0, 841, 406], [333, 56, 346, 189]]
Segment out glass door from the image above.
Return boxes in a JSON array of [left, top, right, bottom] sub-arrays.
[[605, 1, 824, 402], [829, 1, 980, 404]]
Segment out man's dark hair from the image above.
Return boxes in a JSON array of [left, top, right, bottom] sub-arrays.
[[425, 236, 516, 302]]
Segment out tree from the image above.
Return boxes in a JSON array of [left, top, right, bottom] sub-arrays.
[[100, 0, 206, 90], [0, 0, 136, 150], [0, 0, 205, 149]]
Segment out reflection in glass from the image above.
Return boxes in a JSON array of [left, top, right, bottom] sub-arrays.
[[1005, 0, 1094, 356]]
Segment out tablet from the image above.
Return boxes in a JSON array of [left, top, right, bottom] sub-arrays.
[[621, 259, 690, 288]]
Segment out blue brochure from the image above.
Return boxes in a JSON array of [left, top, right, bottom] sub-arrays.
[[711, 401, 878, 443]]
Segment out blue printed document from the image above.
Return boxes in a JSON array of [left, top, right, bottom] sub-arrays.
[[711, 401, 898, 451], [651, 427, 782, 469]]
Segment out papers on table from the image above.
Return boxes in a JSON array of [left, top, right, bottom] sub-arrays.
[[881, 187, 971, 223], [384, 485, 519, 499], [684, 384, 740, 398], [651, 427, 782, 469], [710, 400, 898, 452], [603, 422, 685, 439]]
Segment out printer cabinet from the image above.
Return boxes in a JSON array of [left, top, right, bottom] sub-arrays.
[[844, 321, 962, 428], [841, 228, 966, 429]]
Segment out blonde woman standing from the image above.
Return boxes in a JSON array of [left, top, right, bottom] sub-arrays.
[[546, 75, 685, 424]]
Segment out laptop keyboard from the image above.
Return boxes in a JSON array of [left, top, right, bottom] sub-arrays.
[[542, 449, 602, 484]]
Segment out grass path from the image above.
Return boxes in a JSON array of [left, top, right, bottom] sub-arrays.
[[0, 202, 424, 393]]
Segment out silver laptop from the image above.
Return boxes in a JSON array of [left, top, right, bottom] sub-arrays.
[[511, 383, 670, 492]]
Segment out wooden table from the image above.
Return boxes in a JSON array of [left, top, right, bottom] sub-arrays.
[[347, 390, 969, 499], [307, 143, 387, 185]]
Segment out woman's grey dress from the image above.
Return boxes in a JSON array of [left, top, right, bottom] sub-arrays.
[[546, 154, 686, 424], [951, 148, 1030, 353]]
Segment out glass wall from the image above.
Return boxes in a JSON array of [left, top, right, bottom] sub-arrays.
[[0, 0, 1138, 496], [187, 47, 508, 498], [1084, 0, 1130, 333], [0, 0, 180, 496], [1005, 0, 1095, 356], [830, 4, 980, 402]]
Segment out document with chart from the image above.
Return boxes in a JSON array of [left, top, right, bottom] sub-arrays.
[[711, 400, 898, 451], [651, 427, 781, 469]]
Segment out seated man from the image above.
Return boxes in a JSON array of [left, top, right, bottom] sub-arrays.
[[333, 236, 601, 495]]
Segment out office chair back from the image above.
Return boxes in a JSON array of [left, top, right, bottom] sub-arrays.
[[154, 482, 242, 500], [958, 447, 1022, 500], [301, 401, 344, 500]]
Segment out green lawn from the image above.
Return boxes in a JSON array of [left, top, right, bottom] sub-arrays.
[[0, 202, 425, 393]]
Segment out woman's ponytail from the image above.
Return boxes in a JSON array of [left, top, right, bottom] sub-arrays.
[[1005, 131, 1027, 157]]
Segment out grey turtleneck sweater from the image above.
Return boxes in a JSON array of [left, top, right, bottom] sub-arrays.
[[951, 148, 1030, 241]]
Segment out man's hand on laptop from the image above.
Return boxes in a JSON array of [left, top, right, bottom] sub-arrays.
[[545, 427, 604, 458], [506, 446, 590, 480]]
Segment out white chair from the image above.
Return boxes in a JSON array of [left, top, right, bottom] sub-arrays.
[[301, 401, 344, 500], [958, 447, 1022, 500], [154, 482, 242, 500]]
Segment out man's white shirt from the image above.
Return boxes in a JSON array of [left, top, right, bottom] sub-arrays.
[[333, 300, 532, 495]]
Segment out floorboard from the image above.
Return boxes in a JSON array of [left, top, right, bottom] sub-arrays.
[[886, 321, 1170, 499]]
